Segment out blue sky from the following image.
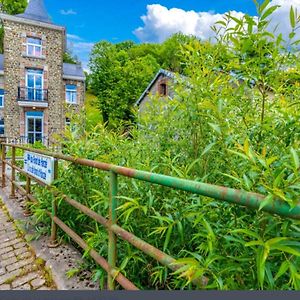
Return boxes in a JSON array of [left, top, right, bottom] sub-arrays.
[[41, 0, 298, 69]]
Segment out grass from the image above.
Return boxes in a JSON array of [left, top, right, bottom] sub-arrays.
[[84, 91, 102, 127]]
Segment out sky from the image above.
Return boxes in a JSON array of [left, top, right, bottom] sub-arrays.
[[42, 0, 300, 70]]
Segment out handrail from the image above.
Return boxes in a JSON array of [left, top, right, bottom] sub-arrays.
[[0, 143, 299, 290], [17, 86, 48, 102], [3, 143, 300, 220]]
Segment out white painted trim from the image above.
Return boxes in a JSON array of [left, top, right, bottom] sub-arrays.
[[0, 13, 65, 31], [63, 75, 85, 81], [18, 101, 48, 108], [0, 71, 4, 75]]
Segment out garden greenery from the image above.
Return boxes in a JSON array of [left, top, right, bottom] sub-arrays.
[[31, 1, 299, 290]]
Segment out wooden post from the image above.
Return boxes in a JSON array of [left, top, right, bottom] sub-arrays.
[[48, 158, 59, 248], [24, 176, 32, 217], [9, 146, 16, 198], [1, 144, 6, 188]]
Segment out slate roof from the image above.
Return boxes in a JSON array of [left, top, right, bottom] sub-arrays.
[[63, 63, 85, 80], [0, 54, 4, 72], [17, 0, 52, 24], [136, 69, 177, 106], [0, 55, 84, 80]]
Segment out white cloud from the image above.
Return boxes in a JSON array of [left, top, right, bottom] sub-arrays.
[[67, 34, 83, 41], [67, 35, 95, 71], [134, 1, 300, 43], [60, 9, 77, 16]]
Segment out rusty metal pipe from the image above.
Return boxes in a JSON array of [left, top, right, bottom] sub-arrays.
[[2, 143, 299, 219], [49, 214, 139, 290]]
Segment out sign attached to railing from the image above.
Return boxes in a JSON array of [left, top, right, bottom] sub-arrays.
[[24, 151, 55, 185]]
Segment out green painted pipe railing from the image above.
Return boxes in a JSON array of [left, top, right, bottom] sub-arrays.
[[1, 143, 299, 290]]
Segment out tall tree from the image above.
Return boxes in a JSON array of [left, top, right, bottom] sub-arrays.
[[0, 0, 27, 53], [89, 41, 159, 125]]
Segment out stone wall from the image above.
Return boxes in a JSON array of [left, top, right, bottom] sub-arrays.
[[63, 78, 85, 126], [2, 17, 65, 142], [138, 73, 175, 112]]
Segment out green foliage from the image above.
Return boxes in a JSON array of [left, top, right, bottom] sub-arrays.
[[30, 0, 300, 290], [0, 0, 27, 15], [0, 0, 27, 53], [88, 34, 199, 126], [63, 51, 79, 64]]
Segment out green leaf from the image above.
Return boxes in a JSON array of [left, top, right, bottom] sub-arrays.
[[261, 5, 280, 21], [201, 142, 216, 156], [259, 194, 274, 211], [271, 245, 300, 256], [290, 6, 296, 28], [163, 225, 173, 251], [274, 261, 289, 281], [259, 0, 271, 15], [208, 123, 221, 135], [290, 148, 299, 170], [245, 240, 264, 247]]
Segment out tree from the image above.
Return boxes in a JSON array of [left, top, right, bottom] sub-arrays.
[[89, 41, 159, 126], [63, 51, 79, 64], [0, 0, 27, 15], [0, 0, 27, 53]]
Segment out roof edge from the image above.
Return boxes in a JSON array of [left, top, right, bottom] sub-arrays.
[[0, 13, 65, 31], [63, 75, 86, 81], [135, 69, 176, 106]]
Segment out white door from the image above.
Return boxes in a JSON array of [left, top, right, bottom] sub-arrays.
[[26, 112, 44, 144]]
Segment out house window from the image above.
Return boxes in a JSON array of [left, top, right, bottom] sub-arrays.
[[0, 89, 4, 107], [65, 118, 71, 126], [26, 69, 44, 101], [26, 37, 42, 57], [66, 85, 77, 104], [0, 119, 4, 135], [159, 83, 167, 96]]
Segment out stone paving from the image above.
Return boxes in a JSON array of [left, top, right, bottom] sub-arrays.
[[0, 204, 56, 290]]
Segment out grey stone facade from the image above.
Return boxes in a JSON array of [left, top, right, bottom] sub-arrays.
[[136, 69, 175, 113], [0, 0, 85, 145]]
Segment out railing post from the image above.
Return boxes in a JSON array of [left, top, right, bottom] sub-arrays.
[[24, 176, 32, 217], [48, 158, 59, 248], [108, 171, 118, 290], [9, 146, 16, 198], [1, 144, 6, 188]]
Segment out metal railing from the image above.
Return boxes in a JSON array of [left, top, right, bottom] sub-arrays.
[[1, 143, 299, 290], [0, 136, 49, 147], [17, 87, 48, 102]]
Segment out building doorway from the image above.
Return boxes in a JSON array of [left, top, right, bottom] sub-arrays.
[[26, 111, 43, 144]]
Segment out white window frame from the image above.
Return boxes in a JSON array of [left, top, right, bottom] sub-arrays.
[[0, 90, 4, 108], [0, 119, 4, 135], [26, 37, 42, 57], [26, 69, 44, 101], [66, 85, 77, 104], [26, 112, 44, 144]]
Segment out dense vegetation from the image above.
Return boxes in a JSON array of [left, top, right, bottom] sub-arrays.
[[89, 33, 197, 126], [30, 1, 300, 290]]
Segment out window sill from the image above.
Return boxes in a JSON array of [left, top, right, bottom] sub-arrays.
[[22, 53, 46, 60], [66, 102, 78, 105]]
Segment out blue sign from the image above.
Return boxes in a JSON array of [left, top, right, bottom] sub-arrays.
[[24, 151, 55, 185]]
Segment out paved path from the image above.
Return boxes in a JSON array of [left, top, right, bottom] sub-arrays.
[[0, 203, 55, 290]]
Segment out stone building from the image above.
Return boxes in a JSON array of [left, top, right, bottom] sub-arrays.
[[0, 0, 85, 145], [136, 69, 176, 112]]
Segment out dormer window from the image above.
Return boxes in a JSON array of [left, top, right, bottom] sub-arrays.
[[27, 37, 42, 57]]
